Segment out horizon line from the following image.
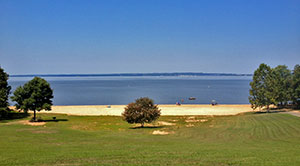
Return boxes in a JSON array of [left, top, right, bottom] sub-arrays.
[[10, 72, 253, 77]]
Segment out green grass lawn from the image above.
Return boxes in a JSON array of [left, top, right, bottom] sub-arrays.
[[0, 112, 300, 166]]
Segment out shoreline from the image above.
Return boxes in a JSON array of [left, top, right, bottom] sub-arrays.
[[33, 104, 253, 116]]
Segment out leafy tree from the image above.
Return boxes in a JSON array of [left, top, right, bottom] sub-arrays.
[[0, 66, 11, 117], [11, 77, 53, 121], [122, 97, 161, 127], [291, 64, 300, 107], [266, 65, 292, 107], [249, 63, 272, 112]]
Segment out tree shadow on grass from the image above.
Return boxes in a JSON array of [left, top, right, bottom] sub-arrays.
[[254, 110, 287, 114], [41, 119, 68, 122], [130, 126, 164, 129], [0, 111, 29, 123]]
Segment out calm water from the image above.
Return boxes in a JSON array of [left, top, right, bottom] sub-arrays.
[[8, 76, 252, 105]]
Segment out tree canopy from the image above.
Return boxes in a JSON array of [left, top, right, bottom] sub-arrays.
[[267, 65, 292, 106], [122, 97, 161, 127], [249, 63, 300, 111], [291, 65, 300, 107], [0, 66, 11, 117], [11, 77, 53, 121], [249, 63, 272, 111]]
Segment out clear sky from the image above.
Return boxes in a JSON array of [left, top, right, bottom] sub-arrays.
[[0, 0, 299, 75]]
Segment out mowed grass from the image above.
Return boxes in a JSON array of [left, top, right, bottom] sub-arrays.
[[0, 112, 300, 166]]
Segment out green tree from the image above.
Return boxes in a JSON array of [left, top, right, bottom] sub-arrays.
[[122, 97, 161, 127], [266, 65, 292, 107], [249, 63, 272, 112], [0, 66, 11, 117], [291, 64, 300, 107], [11, 77, 53, 121]]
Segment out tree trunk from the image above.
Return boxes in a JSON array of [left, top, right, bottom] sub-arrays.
[[141, 122, 144, 128], [33, 110, 36, 121], [267, 105, 270, 113], [279, 102, 283, 108]]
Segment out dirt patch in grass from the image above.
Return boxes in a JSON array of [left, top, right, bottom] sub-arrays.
[[130, 121, 175, 128], [152, 130, 174, 135], [31, 130, 56, 134], [185, 119, 200, 123], [186, 124, 195, 127], [71, 125, 94, 131], [5, 120, 46, 126], [22, 121, 46, 126], [187, 116, 196, 119], [185, 116, 199, 122], [157, 121, 176, 126], [185, 118, 208, 123]]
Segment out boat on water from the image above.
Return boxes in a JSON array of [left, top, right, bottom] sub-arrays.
[[189, 97, 196, 100]]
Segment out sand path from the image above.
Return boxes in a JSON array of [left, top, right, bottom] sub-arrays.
[[282, 111, 300, 117], [37, 104, 252, 116]]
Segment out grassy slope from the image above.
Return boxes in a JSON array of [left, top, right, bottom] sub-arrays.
[[0, 112, 300, 166]]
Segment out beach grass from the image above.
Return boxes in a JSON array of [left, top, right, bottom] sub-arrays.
[[0, 112, 300, 165]]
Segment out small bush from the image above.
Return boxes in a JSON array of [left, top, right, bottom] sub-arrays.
[[122, 97, 161, 127]]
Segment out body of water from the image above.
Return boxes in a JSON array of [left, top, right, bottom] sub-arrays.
[[8, 76, 252, 105]]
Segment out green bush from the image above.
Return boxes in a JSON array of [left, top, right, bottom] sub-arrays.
[[122, 97, 161, 127]]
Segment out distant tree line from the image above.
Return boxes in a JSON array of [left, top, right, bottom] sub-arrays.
[[249, 63, 300, 111]]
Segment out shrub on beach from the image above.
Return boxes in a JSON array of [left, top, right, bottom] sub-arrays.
[[122, 97, 161, 127]]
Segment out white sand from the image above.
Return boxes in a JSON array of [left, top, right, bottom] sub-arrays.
[[37, 104, 252, 116]]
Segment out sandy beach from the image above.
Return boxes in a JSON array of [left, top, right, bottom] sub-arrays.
[[36, 104, 253, 116]]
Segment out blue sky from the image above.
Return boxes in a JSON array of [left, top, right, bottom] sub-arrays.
[[0, 0, 299, 74]]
